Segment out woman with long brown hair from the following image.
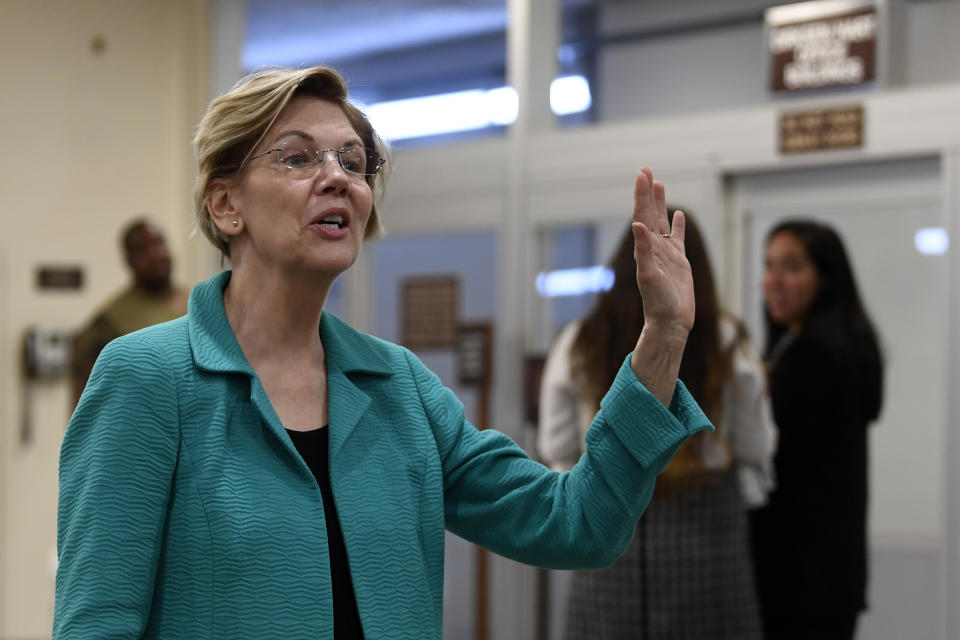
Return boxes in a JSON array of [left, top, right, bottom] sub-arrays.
[[538, 210, 776, 640]]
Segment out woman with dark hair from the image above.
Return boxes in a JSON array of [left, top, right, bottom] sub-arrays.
[[538, 210, 776, 639], [750, 219, 884, 640]]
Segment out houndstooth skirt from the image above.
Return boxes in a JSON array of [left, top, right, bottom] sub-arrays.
[[564, 470, 762, 640]]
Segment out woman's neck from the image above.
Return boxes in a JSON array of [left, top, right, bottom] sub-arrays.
[[223, 261, 334, 365], [787, 320, 804, 335]]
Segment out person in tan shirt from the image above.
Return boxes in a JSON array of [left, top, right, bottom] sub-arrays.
[[71, 218, 187, 406]]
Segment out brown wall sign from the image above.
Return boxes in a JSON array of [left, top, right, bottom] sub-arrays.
[[779, 105, 864, 153], [36, 266, 84, 290], [456, 322, 492, 387], [401, 276, 459, 349], [767, 1, 879, 92]]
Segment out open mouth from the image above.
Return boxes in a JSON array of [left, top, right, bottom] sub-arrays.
[[317, 214, 345, 229]]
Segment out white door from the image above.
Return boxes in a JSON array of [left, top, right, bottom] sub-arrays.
[[729, 155, 947, 640]]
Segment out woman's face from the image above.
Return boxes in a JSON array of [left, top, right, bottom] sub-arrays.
[[231, 96, 373, 280], [762, 231, 820, 331]]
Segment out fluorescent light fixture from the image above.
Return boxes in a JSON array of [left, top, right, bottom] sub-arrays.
[[362, 75, 590, 141], [550, 75, 592, 115], [915, 227, 948, 255], [536, 266, 614, 297], [364, 87, 518, 141], [486, 86, 520, 125]]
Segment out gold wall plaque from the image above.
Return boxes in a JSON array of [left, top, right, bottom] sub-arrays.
[[401, 276, 459, 349], [779, 105, 864, 153]]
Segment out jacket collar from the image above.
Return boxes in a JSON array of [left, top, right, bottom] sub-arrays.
[[187, 270, 393, 457], [187, 270, 392, 378], [187, 270, 253, 377]]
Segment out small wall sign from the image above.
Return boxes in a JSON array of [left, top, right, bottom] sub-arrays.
[[779, 105, 864, 153], [36, 266, 84, 290], [401, 276, 459, 349], [456, 322, 492, 387]]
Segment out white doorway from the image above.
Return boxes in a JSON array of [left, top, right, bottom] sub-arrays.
[[728, 155, 948, 640]]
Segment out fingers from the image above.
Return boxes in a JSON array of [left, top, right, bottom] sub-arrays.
[[670, 209, 687, 246], [653, 180, 666, 222], [632, 168, 652, 224], [633, 166, 669, 235], [634, 211, 686, 286], [632, 221, 651, 254], [632, 221, 657, 279]]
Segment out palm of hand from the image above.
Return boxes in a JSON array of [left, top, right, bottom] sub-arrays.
[[631, 167, 695, 333]]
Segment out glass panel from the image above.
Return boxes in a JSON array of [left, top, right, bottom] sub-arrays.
[[540, 219, 630, 341]]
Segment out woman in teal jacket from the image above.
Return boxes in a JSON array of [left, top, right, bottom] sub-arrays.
[[54, 66, 710, 639]]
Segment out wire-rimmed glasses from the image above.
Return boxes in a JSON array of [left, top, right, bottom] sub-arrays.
[[248, 144, 385, 177]]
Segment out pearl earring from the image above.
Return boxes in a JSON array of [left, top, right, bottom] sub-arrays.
[[232, 219, 239, 227]]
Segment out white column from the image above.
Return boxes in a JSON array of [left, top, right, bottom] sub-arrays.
[[343, 249, 373, 334], [943, 144, 960, 640], [508, 0, 559, 134], [491, 0, 560, 638], [209, 0, 246, 99]]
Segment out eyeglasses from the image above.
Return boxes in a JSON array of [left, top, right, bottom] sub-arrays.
[[248, 145, 386, 177]]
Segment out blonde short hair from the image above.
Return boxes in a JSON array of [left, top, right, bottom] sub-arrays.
[[193, 66, 387, 256]]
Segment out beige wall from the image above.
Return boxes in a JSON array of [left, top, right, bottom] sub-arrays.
[[0, 1, 212, 636]]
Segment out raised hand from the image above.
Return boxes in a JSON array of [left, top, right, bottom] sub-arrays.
[[631, 167, 695, 335], [629, 167, 695, 405]]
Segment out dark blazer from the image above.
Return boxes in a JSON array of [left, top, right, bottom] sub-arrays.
[[751, 330, 872, 619]]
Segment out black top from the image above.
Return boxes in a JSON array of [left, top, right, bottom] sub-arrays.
[[287, 426, 365, 639], [750, 331, 871, 620]]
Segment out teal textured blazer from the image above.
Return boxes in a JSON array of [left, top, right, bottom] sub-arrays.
[[55, 270, 711, 639]]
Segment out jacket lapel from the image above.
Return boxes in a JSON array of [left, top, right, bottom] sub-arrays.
[[320, 312, 392, 457], [325, 367, 373, 458], [187, 271, 299, 452], [187, 270, 393, 457], [187, 270, 253, 378]]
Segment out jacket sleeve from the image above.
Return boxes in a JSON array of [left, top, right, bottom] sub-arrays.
[[408, 350, 712, 570], [54, 334, 179, 639], [536, 323, 583, 472]]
